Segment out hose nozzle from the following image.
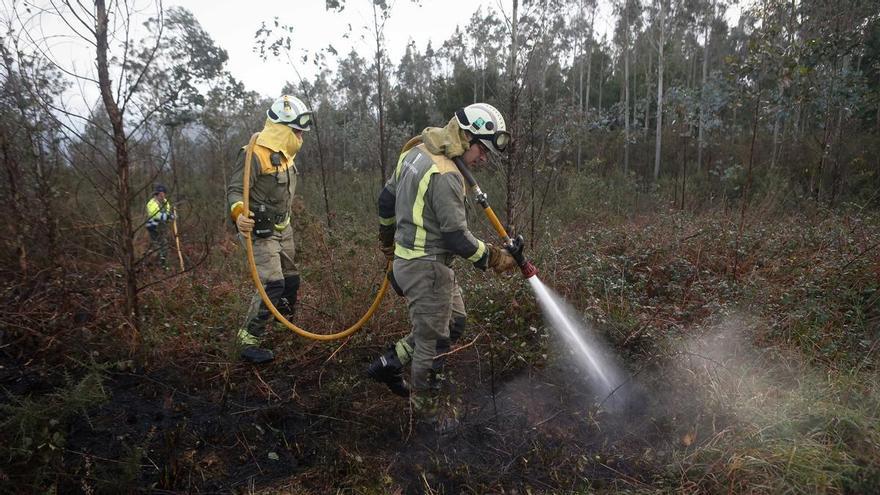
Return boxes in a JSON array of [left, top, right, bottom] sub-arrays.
[[505, 234, 539, 279], [519, 260, 539, 279]]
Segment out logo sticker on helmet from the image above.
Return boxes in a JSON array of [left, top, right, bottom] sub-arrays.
[[473, 117, 485, 130]]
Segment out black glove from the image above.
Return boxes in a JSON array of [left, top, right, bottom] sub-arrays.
[[505, 234, 525, 259], [378, 225, 395, 261]]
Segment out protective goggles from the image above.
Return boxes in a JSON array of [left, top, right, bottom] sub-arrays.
[[269, 109, 314, 131], [470, 131, 511, 153]]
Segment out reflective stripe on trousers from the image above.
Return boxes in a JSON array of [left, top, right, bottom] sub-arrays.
[[391, 257, 466, 415]]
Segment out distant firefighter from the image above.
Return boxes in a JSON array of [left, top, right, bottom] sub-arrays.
[[145, 184, 173, 270]]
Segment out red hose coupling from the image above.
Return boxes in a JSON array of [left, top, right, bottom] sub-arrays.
[[520, 261, 538, 279]]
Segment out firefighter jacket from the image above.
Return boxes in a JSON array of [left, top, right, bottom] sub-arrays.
[[146, 197, 173, 229], [227, 120, 300, 230], [378, 118, 489, 268]]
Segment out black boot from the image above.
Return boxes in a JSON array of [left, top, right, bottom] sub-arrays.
[[366, 348, 410, 397], [278, 275, 300, 321], [240, 346, 274, 364], [237, 328, 274, 364]]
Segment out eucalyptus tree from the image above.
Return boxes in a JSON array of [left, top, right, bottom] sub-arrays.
[[335, 49, 377, 170], [0, 33, 67, 276], [199, 78, 260, 220], [389, 42, 432, 136], [795, 0, 876, 204], [142, 7, 229, 192], [696, 0, 725, 170], [494, 0, 572, 226], [614, 0, 642, 175], [567, 0, 597, 172], [651, 0, 666, 181], [326, 0, 419, 186]]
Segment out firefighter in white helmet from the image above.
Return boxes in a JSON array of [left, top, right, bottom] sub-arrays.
[[367, 103, 517, 433], [227, 95, 313, 364]]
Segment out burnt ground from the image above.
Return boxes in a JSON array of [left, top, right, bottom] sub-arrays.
[[1, 323, 711, 494]]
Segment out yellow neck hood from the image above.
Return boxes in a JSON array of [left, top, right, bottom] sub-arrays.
[[255, 119, 302, 160]]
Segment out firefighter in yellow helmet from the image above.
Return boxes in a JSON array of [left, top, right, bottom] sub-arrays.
[[366, 103, 518, 433], [145, 184, 173, 270], [227, 95, 313, 364]]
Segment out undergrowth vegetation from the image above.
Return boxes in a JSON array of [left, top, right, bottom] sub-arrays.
[[1, 171, 878, 493]]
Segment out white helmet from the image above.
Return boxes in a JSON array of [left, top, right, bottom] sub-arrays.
[[267, 95, 314, 131], [454, 103, 511, 153]]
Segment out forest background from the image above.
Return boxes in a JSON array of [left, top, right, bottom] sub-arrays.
[[1, 0, 879, 493]]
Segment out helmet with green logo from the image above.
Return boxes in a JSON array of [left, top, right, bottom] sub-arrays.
[[454, 103, 511, 154], [267, 95, 314, 131]]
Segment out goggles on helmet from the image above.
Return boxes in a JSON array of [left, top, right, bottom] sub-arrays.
[[470, 132, 511, 154], [456, 107, 511, 153], [268, 108, 314, 131]]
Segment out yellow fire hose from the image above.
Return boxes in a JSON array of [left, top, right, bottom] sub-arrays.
[[240, 131, 536, 341]]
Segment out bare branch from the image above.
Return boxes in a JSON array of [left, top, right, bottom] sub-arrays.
[[120, 0, 164, 115], [58, 0, 97, 39]]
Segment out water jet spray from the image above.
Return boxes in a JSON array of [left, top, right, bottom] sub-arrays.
[[454, 156, 627, 405]]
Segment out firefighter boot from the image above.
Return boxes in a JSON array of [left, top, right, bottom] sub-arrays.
[[366, 347, 410, 397], [277, 275, 301, 323], [237, 328, 274, 364]]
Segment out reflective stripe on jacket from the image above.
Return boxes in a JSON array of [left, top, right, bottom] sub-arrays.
[[379, 143, 486, 263], [146, 197, 172, 228]]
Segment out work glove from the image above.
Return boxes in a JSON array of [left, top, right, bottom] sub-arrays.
[[380, 242, 395, 261], [486, 243, 518, 274], [236, 212, 255, 234], [378, 226, 396, 262]]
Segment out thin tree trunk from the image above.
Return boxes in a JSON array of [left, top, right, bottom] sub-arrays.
[[733, 94, 760, 279], [1, 48, 30, 275], [681, 130, 688, 210], [653, 0, 665, 181], [623, 6, 630, 175], [96, 0, 139, 327], [577, 44, 583, 173], [576, 11, 584, 174], [829, 105, 845, 207], [644, 48, 652, 138], [0, 135, 27, 275], [698, 5, 710, 170], [770, 79, 783, 171], [506, 0, 520, 224], [814, 107, 834, 201], [298, 84, 333, 228], [372, 3, 387, 185], [585, 6, 594, 112]]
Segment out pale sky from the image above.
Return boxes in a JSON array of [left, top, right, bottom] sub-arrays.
[[166, 0, 507, 98], [2, 0, 676, 113]]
